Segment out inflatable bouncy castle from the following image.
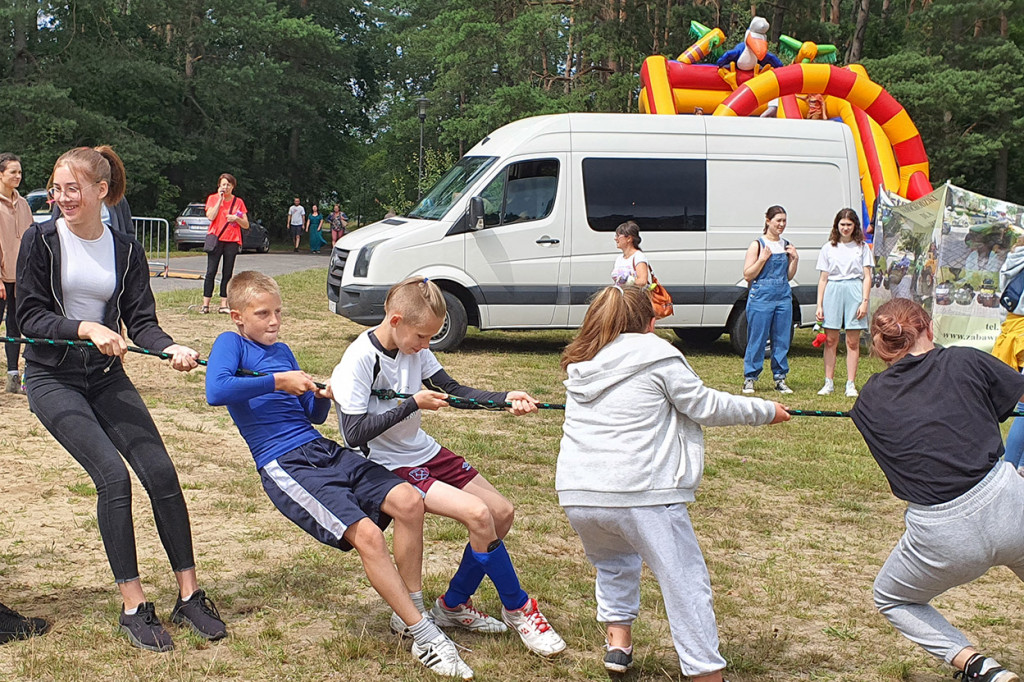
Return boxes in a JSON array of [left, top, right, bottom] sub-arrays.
[[639, 20, 933, 204]]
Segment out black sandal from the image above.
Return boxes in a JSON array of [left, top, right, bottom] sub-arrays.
[[200, 305, 210, 314]]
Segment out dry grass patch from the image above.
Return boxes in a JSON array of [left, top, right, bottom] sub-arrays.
[[0, 267, 1022, 680]]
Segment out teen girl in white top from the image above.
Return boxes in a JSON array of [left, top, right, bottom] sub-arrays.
[[814, 208, 873, 397]]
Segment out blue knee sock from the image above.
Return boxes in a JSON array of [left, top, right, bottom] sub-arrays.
[[442, 543, 486, 608], [473, 541, 528, 611]]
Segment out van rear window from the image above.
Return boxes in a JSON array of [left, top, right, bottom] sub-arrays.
[[582, 158, 706, 232]]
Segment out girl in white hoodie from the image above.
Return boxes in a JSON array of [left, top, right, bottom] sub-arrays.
[[557, 285, 789, 681]]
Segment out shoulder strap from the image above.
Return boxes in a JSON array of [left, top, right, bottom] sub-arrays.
[[213, 197, 238, 239]]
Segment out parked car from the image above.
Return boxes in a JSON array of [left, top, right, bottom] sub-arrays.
[[25, 189, 52, 224], [173, 203, 270, 253]]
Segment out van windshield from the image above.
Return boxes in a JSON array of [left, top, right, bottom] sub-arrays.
[[408, 156, 496, 220]]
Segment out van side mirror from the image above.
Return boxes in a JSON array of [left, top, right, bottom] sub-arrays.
[[468, 197, 485, 231]]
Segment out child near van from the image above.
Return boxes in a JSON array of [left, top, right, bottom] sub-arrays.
[[814, 208, 873, 397], [851, 298, 1024, 682], [332, 276, 567, 658], [742, 205, 799, 394], [557, 284, 789, 679], [206, 271, 473, 680]]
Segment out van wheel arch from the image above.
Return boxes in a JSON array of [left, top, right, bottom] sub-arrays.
[[430, 282, 478, 352]]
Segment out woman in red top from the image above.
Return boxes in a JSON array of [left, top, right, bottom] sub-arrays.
[[202, 173, 249, 314]]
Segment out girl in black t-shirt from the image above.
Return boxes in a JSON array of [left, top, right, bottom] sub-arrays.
[[849, 298, 1024, 682]]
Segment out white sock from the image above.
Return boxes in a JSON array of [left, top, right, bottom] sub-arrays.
[[7, 370, 17, 377], [410, 590, 425, 613], [123, 605, 139, 615], [180, 591, 193, 602]]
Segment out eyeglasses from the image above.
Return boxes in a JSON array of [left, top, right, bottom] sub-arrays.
[[47, 182, 98, 201]]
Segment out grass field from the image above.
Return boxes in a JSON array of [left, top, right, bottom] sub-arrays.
[[0, 267, 1021, 681]]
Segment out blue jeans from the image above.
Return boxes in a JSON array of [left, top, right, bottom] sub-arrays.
[[743, 296, 792, 380], [25, 359, 195, 582], [1005, 402, 1024, 468]]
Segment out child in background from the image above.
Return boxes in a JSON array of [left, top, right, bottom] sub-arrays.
[[992, 233, 1024, 469], [333, 276, 566, 658], [557, 285, 789, 679], [206, 271, 472, 680], [814, 208, 873, 397], [850, 299, 1024, 682]]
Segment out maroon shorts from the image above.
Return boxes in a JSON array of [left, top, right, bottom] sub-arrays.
[[393, 447, 479, 494]]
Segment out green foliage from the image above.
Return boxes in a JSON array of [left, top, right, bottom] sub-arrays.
[[4, 0, 1024, 218]]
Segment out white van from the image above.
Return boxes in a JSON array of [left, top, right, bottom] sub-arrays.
[[327, 113, 861, 353]]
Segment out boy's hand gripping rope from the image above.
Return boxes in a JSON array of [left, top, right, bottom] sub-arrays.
[[9, 337, 1024, 418]]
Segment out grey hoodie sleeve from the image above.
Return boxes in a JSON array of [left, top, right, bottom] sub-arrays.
[[652, 356, 777, 427]]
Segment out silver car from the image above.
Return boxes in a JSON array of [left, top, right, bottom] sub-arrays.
[[173, 202, 270, 253], [25, 189, 52, 223]]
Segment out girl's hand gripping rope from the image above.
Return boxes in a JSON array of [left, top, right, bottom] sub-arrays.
[[162, 344, 200, 372], [770, 402, 791, 424], [78, 321, 127, 358]]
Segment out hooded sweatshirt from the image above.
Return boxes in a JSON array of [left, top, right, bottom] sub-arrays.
[[556, 333, 776, 508]]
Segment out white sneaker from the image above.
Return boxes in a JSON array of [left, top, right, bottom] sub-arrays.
[[817, 379, 834, 396], [845, 381, 858, 397], [390, 611, 432, 639], [742, 378, 755, 394], [430, 597, 506, 634], [501, 598, 566, 658], [411, 631, 474, 679]]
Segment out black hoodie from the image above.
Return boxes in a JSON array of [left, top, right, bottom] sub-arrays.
[[15, 218, 173, 371]]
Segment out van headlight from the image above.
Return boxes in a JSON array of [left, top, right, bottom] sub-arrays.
[[353, 240, 385, 278]]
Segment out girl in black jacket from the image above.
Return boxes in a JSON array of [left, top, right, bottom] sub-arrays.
[[16, 146, 226, 653]]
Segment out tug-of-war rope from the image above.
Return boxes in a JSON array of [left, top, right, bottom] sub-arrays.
[[4, 336, 1015, 419]]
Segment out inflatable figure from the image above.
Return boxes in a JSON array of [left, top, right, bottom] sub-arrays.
[[716, 17, 783, 73]]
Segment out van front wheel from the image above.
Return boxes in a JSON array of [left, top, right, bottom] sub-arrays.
[[430, 291, 468, 352]]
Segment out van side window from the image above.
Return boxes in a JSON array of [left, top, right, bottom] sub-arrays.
[[479, 159, 559, 228], [582, 158, 707, 232]]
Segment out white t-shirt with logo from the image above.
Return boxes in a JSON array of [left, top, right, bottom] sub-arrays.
[[332, 330, 443, 470], [610, 251, 650, 285], [57, 219, 116, 322], [288, 204, 306, 226], [816, 240, 872, 281]]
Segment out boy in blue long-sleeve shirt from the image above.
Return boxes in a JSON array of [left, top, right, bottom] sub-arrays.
[[205, 271, 473, 680]]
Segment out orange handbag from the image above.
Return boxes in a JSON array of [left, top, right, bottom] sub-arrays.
[[648, 272, 673, 319]]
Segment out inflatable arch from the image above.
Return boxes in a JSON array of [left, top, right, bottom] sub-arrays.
[[713, 63, 932, 200]]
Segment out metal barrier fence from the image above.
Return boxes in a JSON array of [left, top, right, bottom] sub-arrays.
[[132, 217, 170, 278]]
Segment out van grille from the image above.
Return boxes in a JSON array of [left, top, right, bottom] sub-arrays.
[[327, 249, 349, 302]]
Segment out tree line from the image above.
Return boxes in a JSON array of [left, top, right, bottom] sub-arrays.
[[2, 0, 1023, 232]]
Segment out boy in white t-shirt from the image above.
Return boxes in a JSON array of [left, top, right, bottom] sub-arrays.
[[332, 276, 566, 658], [814, 208, 873, 397]]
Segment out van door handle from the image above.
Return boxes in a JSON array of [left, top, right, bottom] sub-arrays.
[[535, 237, 560, 244]]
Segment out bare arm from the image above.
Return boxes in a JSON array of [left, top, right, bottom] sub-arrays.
[[786, 243, 799, 279], [816, 270, 829, 322], [742, 241, 769, 282], [634, 261, 650, 287]]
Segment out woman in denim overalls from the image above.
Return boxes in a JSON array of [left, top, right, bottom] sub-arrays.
[[741, 206, 798, 394]]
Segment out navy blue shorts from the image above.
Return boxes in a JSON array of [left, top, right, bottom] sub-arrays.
[[260, 438, 405, 552]]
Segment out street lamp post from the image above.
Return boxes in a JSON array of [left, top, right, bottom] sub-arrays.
[[416, 96, 430, 200]]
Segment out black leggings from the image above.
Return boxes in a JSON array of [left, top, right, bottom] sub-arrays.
[[0, 281, 20, 371], [25, 359, 195, 583], [204, 241, 239, 299]]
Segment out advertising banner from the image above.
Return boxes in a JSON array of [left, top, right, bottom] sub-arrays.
[[873, 183, 1024, 351]]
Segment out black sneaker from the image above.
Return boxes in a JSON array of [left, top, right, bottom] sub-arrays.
[[955, 654, 1020, 681], [604, 647, 633, 674], [0, 601, 49, 644], [171, 589, 226, 641], [119, 602, 173, 652]]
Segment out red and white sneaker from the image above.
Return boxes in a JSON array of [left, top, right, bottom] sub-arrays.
[[501, 598, 566, 658], [430, 596, 507, 634]]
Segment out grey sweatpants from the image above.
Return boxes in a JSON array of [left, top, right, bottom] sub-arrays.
[[874, 462, 1024, 663], [564, 503, 726, 677]]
